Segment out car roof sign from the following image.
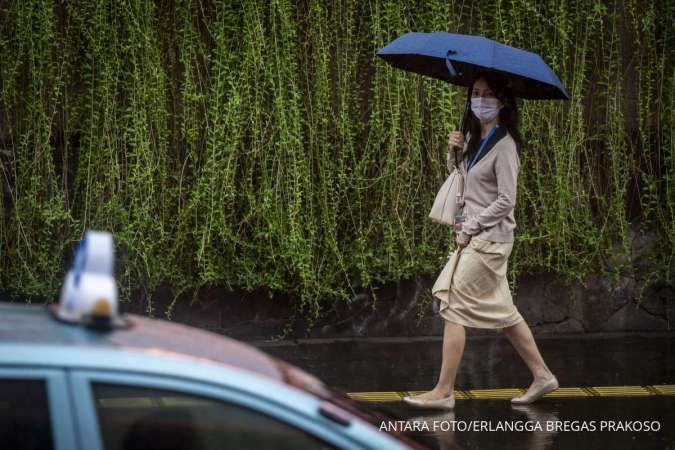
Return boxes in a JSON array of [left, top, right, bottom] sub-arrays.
[[56, 230, 130, 331]]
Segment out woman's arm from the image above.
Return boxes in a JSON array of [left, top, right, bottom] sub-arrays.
[[461, 144, 520, 235]]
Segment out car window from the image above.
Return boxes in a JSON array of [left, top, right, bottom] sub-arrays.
[[0, 379, 54, 450], [92, 383, 339, 450]]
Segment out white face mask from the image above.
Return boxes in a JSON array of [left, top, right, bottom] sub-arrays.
[[471, 97, 502, 123]]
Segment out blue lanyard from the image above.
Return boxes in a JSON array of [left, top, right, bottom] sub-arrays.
[[467, 124, 500, 172]]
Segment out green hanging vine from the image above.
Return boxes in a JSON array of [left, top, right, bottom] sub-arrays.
[[0, 0, 672, 334]]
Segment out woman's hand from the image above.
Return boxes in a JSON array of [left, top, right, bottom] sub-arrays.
[[448, 131, 465, 153], [446, 131, 465, 172], [455, 230, 471, 248]]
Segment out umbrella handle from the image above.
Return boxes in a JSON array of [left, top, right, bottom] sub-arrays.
[[447, 51, 468, 164], [450, 101, 469, 164], [445, 54, 457, 77]]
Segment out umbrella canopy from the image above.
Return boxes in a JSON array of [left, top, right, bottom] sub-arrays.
[[377, 32, 569, 100]]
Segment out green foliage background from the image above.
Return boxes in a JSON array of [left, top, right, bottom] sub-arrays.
[[0, 0, 672, 330]]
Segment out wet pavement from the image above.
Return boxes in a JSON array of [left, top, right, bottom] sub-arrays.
[[254, 331, 675, 450]]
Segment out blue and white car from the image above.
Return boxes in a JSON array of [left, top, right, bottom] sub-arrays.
[[0, 231, 426, 450]]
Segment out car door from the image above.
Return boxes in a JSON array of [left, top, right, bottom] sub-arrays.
[[68, 370, 366, 450], [0, 368, 78, 450]]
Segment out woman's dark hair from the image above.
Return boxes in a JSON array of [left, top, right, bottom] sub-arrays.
[[460, 71, 523, 156]]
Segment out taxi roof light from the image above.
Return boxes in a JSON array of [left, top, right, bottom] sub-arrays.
[[56, 230, 130, 330]]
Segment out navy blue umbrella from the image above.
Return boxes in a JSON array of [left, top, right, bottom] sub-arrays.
[[377, 32, 569, 100]]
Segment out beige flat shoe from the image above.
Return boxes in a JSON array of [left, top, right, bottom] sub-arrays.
[[403, 394, 455, 410], [511, 376, 559, 405]]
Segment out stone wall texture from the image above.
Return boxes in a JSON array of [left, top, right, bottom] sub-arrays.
[[121, 230, 673, 341]]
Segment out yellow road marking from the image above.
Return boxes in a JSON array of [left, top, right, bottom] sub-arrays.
[[590, 386, 654, 396], [544, 387, 591, 397], [88, 384, 675, 409], [346, 384, 675, 401], [651, 385, 675, 395]]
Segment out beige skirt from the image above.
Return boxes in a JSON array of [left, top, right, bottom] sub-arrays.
[[432, 237, 524, 331]]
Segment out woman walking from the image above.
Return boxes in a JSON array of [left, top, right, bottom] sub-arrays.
[[404, 72, 558, 410]]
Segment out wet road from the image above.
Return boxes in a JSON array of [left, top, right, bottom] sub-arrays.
[[255, 332, 675, 449]]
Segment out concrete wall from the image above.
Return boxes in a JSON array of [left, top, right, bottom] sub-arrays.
[[121, 229, 673, 341]]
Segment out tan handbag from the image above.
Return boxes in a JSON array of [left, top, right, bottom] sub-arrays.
[[429, 146, 465, 226]]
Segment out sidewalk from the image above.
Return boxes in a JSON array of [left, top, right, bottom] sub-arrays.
[[252, 331, 675, 393]]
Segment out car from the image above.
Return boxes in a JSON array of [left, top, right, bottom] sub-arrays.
[[0, 231, 427, 450]]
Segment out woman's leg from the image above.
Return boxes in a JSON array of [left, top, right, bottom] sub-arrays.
[[502, 320, 555, 385], [410, 319, 465, 401]]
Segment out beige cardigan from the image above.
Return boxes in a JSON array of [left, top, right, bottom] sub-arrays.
[[446, 129, 520, 243]]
